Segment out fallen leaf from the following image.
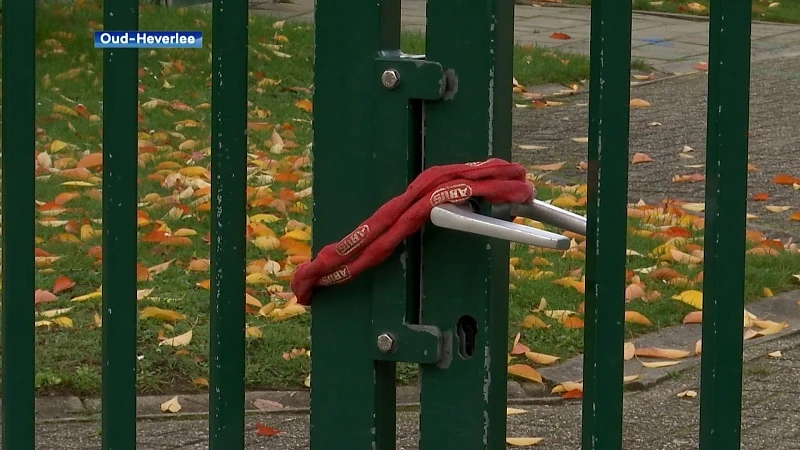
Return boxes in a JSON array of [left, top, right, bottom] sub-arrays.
[[508, 364, 543, 383], [160, 396, 182, 413], [768, 351, 782, 358], [159, 329, 193, 347], [631, 152, 653, 164], [254, 422, 280, 436], [253, 399, 285, 411], [624, 311, 652, 325], [52, 275, 76, 294], [549, 32, 571, 40], [765, 205, 791, 213], [629, 98, 651, 107], [506, 437, 544, 446], [686, 2, 706, 11], [571, 137, 589, 143], [672, 290, 703, 309], [524, 351, 560, 365], [635, 347, 690, 359], [506, 407, 528, 415], [641, 361, 681, 368], [624, 342, 636, 361], [677, 390, 698, 398], [683, 311, 702, 324], [140, 306, 185, 322], [35, 289, 58, 304]]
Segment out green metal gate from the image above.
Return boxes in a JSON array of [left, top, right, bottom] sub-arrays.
[[1, 0, 752, 447]]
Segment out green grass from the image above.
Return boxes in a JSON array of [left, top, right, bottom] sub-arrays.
[[564, 0, 800, 24], [9, 0, 800, 397]]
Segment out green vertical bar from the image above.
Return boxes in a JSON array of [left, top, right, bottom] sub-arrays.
[[101, 0, 139, 448], [208, 0, 248, 447], [309, 0, 392, 448], [419, 0, 514, 448], [698, 0, 752, 446], [1, 0, 36, 448], [581, 0, 632, 447]]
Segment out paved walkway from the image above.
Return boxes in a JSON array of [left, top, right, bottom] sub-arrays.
[[26, 330, 800, 448], [250, 0, 800, 74]]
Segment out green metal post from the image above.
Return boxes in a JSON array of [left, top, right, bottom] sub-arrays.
[[1, 0, 36, 448], [419, 0, 515, 448], [309, 0, 400, 447], [581, 0, 632, 447], [209, 0, 249, 447], [698, 0, 752, 446], [101, 0, 139, 447]]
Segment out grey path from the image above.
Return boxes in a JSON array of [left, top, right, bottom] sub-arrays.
[[511, 54, 800, 237], [28, 330, 800, 449], [251, 0, 800, 74]]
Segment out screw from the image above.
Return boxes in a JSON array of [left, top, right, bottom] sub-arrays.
[[381, 69, 400, 89], [377, 333, 396, 354]]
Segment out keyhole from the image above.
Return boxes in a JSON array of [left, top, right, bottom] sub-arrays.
[[457, 315, 478, 359]]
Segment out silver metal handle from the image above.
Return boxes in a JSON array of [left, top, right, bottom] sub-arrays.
[[496, 199, 587, 236], [430, 203, 571, 249]]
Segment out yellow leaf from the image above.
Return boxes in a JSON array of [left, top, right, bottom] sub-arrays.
[[148, 259, 174, 276], [179, 166, 208, 177], [769, 351, 782, 358], [551, 381, 583, 394], [672, 290, 703, 309], [521, 315, 549, 329], [72, 289, 102, 302], [253, 236, 281, 250], [160, 396, 182, 413], [267, 304, 307, 322], [52, 317, 74, 328], [524, 351, 559, 365], [159, 330, 193, 347], [283, 229, 311, 241], [624, 342, 635, 361], [677, 390, 698, 398], [249, 214, 280, 223], [763, 288, 774, 297], [507, 364, 543, 383], [571, 137, 588, 143], [623, 375, 640, 382], [506, 407, 528, 415], [60, 181, 96, 187], [506, 437, 544, 446], [641, 361, 681, 368], [304, 374, 311, 388], [245, 326, 263, 338], [258, 302, 276, 317], [246, 273, 274, 284], [140, 306, 185, 322]]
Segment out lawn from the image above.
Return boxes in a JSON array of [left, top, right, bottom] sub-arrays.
[[562, 0, 800, 24], [9, 0, 800, 397]]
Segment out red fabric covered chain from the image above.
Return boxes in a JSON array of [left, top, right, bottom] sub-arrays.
[[290, 158, 535, 305]]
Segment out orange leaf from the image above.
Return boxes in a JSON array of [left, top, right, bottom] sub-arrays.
[[197, 279, 211, 290], [683, 311, 702, 324], [507, 364, 543, 383], [625, 284, 646, 301], [136, 263, 150, 282], [561, 316, 584, 329], [772, 173, 800, 185], [549, 32, 571, 40], [76, 152, 103, 169], [562, 389, 583, 399], [650, 267, 682, 281], [254, 423, 280, 436], [160, 236, 193, 246], [752, 192, 769, 201], [52, 275, 76, 294], [631, 152, 653, 164], [624, 311, 652, 325], [294, 99, 312, 112], [790, 212, 800, 222]]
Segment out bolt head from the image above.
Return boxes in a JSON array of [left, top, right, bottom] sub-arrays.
[[377, 333, 396, 353], [381, 69, 400, 89]]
